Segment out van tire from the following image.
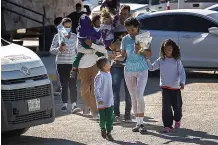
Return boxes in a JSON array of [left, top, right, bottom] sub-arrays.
[[5, 128, 30, 137]]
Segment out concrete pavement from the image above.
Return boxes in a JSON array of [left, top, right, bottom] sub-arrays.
[[2, 69, 218, 145]]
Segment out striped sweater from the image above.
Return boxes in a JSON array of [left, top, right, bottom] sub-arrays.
[[50, 33, 77, 64]]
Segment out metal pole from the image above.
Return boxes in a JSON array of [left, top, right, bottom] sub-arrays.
[[178, 0, 184, 9], [43, 6, 46, 52]]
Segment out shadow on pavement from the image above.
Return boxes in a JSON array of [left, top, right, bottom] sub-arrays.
[[118, 122, 218, 145], [53, 71, 218, 119], [113, 140, 148, 145], [2, 135, 85, 145]]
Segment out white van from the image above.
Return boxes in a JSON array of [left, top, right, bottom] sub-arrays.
[[168, 0, 218, 10], [1, 39, 55, 136]]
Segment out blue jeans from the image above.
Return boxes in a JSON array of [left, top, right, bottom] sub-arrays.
[[111, 66, 132, 117]]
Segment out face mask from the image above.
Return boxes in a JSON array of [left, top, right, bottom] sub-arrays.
[[94, 27, 100, 32], [65, 28, 71, 33]]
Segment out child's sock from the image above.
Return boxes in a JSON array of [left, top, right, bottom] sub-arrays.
[[139, 117, 144, 125], [72, 102, 76, 108], [136, 117, 139, 125]]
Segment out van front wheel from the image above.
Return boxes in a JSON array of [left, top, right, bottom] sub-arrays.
[[7, 128, 30, 137]]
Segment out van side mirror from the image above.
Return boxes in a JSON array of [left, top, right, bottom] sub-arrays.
[[208, 27, 218, 35]]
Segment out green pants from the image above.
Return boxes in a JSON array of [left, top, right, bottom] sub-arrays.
[[98, 106, 114, 132]]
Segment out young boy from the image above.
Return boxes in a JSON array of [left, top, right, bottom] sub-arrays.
[[94, 57, 114, 141]]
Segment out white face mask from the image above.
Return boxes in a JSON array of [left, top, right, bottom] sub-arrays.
[[94, 27, 100, 32]]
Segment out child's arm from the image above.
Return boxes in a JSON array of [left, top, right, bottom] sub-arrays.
[[77, 39, 94, 54], [94, 74, 104, 104], [178, 60, 186, 89], [146, 58, 161, 71], [91, 43, 108, 56]]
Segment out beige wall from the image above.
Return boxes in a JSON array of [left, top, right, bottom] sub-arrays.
[[3, 0, 82, 31]]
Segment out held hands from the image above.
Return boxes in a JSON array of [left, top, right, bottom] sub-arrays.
[[180, 84, 185, 90], [98, 101, 104, 105]]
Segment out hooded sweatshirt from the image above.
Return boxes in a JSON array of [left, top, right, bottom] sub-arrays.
[[77, 14, 102, 48]]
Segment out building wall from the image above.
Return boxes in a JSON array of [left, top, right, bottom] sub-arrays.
[[2, 0, 82, 31]]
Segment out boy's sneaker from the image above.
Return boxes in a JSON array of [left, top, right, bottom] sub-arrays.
[[139, 124, 147, 135], [92, 114, 100, 121], [132, 125, 140, 132], [113, 116, 121, 124], [61, 106, 67, 112], [162, 127, 171, 133], [106, 132, 114, 141], [71, 106, 81, 114], [101, 128, 106, 139], [175, 121, 181, 129]]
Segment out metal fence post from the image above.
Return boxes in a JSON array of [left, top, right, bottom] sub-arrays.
[[43, 6, 46, 52]]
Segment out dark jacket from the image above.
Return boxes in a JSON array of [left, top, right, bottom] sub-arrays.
[[67, 5, 91, 34]]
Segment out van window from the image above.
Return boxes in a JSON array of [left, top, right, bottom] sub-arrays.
[[151, 0, 167, 5], [120, 0, 149, 4]]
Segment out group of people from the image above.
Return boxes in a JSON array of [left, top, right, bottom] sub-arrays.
[[50, 1, 186, 141]]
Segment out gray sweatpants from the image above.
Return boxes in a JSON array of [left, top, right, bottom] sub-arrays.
[[124, 70, 148, 114]]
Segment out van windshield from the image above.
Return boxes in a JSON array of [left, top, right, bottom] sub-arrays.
[[120, 0, 149, 4]]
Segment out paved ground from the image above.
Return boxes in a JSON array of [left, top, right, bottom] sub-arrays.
[[2, 71, 218, 145]]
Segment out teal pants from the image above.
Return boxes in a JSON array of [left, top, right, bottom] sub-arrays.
[[98, 106, 114, 132]]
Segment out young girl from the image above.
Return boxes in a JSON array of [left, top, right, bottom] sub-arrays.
[[72, 14, 105, 69], [100, 8, 114, 50], [94, 57, 114, 141], [146, 39, 186, 133], [115, 17, 152, 134]]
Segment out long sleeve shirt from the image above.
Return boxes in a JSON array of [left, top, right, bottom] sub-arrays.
[[146, 57, 186, 89], [77, 40, 108, 68], [94, 71, 114, 109], [50, 33, 77, 64]]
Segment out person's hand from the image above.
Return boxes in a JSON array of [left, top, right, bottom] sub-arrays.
[[72, 67, 77, 71], [59, 46, 66, 52], [180, 84, 185, 90], [108, 54, 116, 60], [134, 43, 141, 53], [98, 101, 104, 105], [85, 39, 92, 47], [141, 49, 152, 58]]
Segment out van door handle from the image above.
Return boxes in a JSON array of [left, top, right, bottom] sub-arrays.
[[158, 6, 162, 9], [182, 35, 193, 38]]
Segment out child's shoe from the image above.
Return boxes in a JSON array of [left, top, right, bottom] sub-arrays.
[[132, 125, 140, 132], [106, 132, 114, 141], [139, 124, 147, 135], [175, 121, 181, 129], [162, 127, 171, 133], [101, 128, 106, 139], [61, 106, 67, 112]]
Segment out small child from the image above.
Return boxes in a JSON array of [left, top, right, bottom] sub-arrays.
[[72, 14, 105, 69], [100, 0, 120, 15], [100, 8, 114, 50], [94, 57, 114, 141], [146, 39, 186, 133]]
